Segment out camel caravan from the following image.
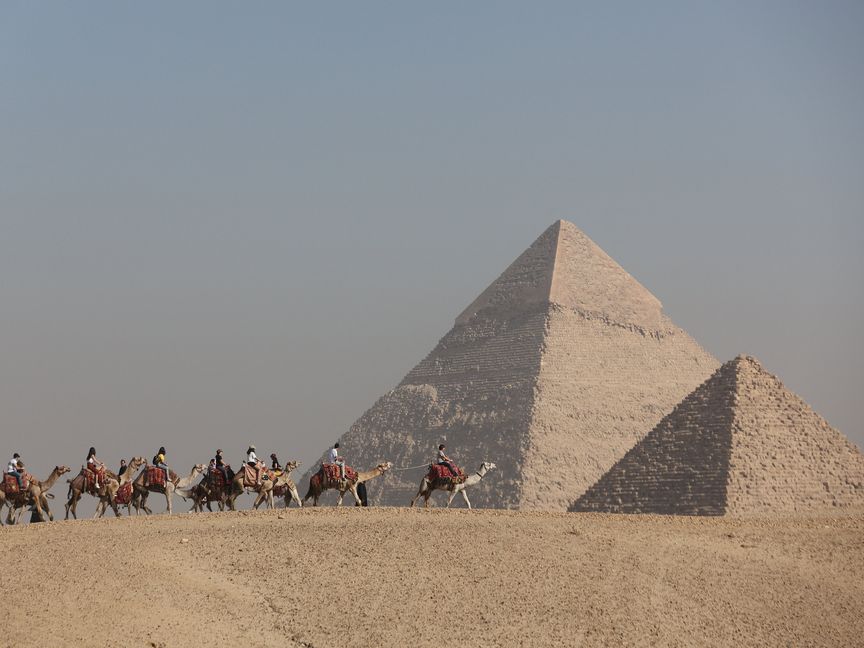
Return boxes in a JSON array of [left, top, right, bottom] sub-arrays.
[[1, 442, 497, 525]]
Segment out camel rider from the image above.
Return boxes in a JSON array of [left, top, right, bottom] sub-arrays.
[[247, 446, 263, 485], [214, 450, 229, 483], [270, 453, 282, 472], [153, 447, 170, 484], [328, 442, 345, 480], [117, 459, 128, 478], [86, 447, 105, 490], [6, 453, 23, 489], [437, 444, 458, 477]]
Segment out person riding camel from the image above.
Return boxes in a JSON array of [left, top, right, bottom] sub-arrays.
[[214, 449, 230, 483], [153, 447, 169, 484], [6, 452, 24, 489], [117, 459, 128, 478], [86, 447, 105, 491], [270, 453, 282, 472], [328, 442, 345, 480], [437, 444, 458, 477], [247, 446, 263, 485]]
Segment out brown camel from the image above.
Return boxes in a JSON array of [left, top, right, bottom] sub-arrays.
[[94, 457, 147, 518], [410, 461, 497, 509], [2, 466, 71, 525], [227, 460, 300, 510], [131, 464, 205, 515], [190, 465, 236, 513], [65, 464, 121, 520], [303, 462, 392, 507]]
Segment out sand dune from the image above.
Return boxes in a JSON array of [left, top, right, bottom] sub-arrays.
[[4, 508, 863, 647]]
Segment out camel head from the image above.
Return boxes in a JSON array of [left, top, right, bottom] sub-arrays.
[[192, 463, 206, 476], [284, 460, 300, 472], [128, 457, 147, 471], [377, 461, 393, 474], [55, 466, 71, 476], [480, 462, 497, 473]]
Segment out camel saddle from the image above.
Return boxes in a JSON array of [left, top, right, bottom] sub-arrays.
[[427, 463, 466, 484], [83, 466, 105, 494], [146, 467, 167, 487], [3, 473, 30, 494], [320, 463, 358, 483], [114, 481, 133, 505], [208, 468, 226, 489], [242, 465, 274, 488]]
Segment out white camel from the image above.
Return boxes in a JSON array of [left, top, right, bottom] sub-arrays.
[[410, 461, 497, 509]]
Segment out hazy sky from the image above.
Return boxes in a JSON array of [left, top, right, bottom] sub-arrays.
[[2, 2, 862, 499]]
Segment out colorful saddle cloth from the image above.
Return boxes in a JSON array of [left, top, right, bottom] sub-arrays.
[[3, 473, 29, 494], [427, 463, 466, 484], [208, 468, 226, 489], [115, 481, 133, 505], [321, 463, 358, 483], [83, 467, 105, 494], [146, 467, 167, 487]]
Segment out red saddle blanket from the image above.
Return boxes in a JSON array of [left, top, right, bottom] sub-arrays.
[[3, 473, 29, 494], [115, 482, 133, 505], [321, 463, 358, 483], [427, 464, 465, 482], [146, 467, 167, 487], [83, 467, 105, 493], [208, 468, 225, 488]]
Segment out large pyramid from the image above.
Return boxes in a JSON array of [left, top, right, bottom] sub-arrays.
[[571, 355, 864, 515], [299, 220, 719, 509]]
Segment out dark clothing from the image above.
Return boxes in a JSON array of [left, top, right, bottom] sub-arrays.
[[438, 460, 457, 477], [118, 465, 127, 477]]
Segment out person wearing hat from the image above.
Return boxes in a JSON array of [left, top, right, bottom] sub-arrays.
[[153, 446, 170, 484], [246, 446, 262, 485]]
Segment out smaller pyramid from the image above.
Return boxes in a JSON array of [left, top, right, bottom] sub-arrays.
[[571, 356, 864, 515]]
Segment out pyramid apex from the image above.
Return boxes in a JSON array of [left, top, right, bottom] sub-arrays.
[[456, 220, 667, 330]]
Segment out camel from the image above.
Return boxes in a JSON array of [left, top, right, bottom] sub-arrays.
[[303, 461, 392, 507], [2, 466, 71, 525], [256, 461, 301, 510], [227, 460, 301, 510], [190, 465, 237, 513], [131, 464, 205, 515], [65, 463, 122, 520], [410, 461, 497, 509], [94, 457, 147, 518], [273, 462, 304, 509]]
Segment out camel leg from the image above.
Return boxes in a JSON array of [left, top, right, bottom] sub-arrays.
[[65, 491, 79, 520], [461, 489, 471, 510], [290, 487, 302, 508], [410, 483, 426, 508], [349, 485, 362, 506], [446, 489, 457, 508], [336, 489, 345, 506], [165, 490, 173, 515]]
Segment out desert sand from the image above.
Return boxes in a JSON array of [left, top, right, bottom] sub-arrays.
[[5, 507, 863, 647]]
